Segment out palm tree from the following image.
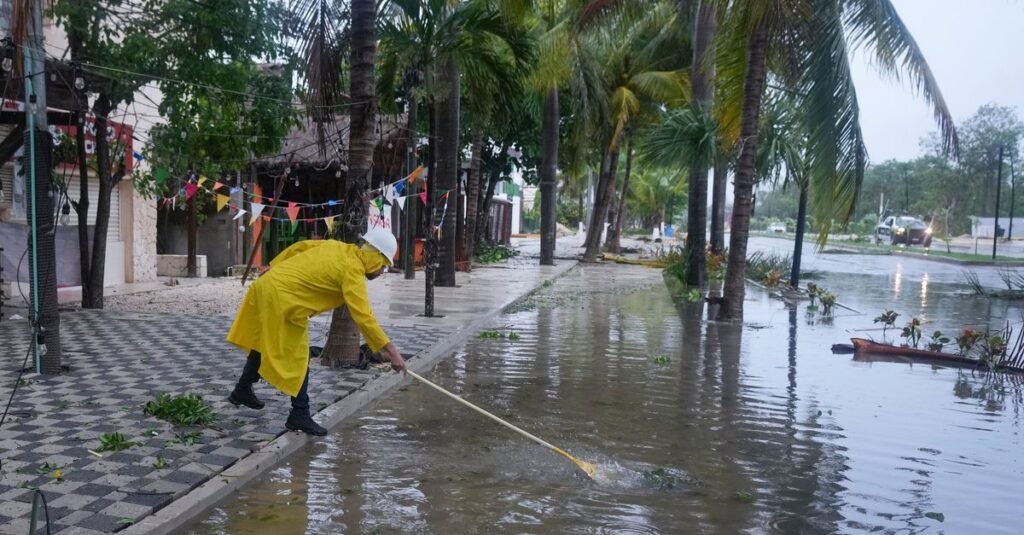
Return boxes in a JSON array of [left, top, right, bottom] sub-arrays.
[[683, 0, 717, 286], [526, 0, 613, 263], [712, 0, 958, 320], [296, 0, 378, 365], [379, 0, 534, 285], [626, 168, 687, 229], [579, 2, 690, 262]]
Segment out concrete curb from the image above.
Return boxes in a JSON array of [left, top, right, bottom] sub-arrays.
[[125, 261, 578, 535]]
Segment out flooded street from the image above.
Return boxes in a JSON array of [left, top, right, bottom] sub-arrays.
[[190, 242, 1024, 534]]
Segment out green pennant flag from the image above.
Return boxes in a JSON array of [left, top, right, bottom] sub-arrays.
[[290, 220, 300, 234], [154, 168, 169, 185]]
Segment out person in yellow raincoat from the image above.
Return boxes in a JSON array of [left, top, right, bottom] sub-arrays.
[[227, 227, 406, 436]]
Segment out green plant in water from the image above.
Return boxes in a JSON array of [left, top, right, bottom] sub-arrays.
[[982, 334, 1008, 363], [874, 310, 900, 342], [479, 330, 505, 340], [927, 331, 951, 352], [900, 317, 923, 348], [98, 432, 136, 452], [819, 292, 837, 316], [144, 393, 217, 426], [686, 289, 702, 303], [653, 355, 671, 365], [507, 332, 521, 341], [762, 270, 784, 287], [955, 327, 983, 357]]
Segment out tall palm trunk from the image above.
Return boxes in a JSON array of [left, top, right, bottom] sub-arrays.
[[477, 166, 500, 245], [604, 180, 619, 251], [464, 129, 483, 268], [539, 88, 559, 265], [582, 147, 620, 262], [710, 158, 727, 253], [324, 0, 377, 366], [435, 56, 460, 287], [403, 90, 418, 279], [684, 0, 717, 286], [718, 24, 768, 321], [608, 140, 634, 254]]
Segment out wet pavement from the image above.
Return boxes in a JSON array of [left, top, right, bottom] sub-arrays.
[[188, 251, 1024, 534]]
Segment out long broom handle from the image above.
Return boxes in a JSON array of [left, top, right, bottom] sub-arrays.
[[406, 370, 577, 462]]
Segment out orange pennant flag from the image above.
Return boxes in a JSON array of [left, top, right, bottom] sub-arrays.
[[216, 194, 229, 212], [408, 165, 424, 184], [286, 202, 300, 224], [214, 181, 225, 192], [262, 215, 272, 222]]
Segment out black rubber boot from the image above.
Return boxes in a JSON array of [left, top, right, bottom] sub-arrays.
[[285, 412, 327, 436], [228, 386, 265, 410]]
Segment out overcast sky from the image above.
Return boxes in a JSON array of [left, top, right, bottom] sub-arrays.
[[851, 0, 1024, 163]]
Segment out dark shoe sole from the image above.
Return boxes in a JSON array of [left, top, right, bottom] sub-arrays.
[[228, 391, 265, 410], [285, 421, 328, 436]]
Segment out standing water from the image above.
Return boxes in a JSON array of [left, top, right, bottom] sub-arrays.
[[190, 256, 1024, 534]]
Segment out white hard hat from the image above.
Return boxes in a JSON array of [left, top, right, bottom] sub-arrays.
[[361, 226, 397, 266]]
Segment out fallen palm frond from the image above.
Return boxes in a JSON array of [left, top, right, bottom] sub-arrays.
[[963, 269, 1024, 299]]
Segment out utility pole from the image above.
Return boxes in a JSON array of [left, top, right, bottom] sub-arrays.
[[403, 80, 417, 280], [24, 0, 62, 373], [993, 145, 1004, 260], [1009, 158, 1016, 241]]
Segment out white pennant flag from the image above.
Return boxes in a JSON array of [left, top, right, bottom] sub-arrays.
[[395, 194, 406, 211], [233, 209, 247, 221], [249, 203, 265, 226]]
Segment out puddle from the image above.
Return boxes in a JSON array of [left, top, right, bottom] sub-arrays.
[[188, 254, 1024, 534]]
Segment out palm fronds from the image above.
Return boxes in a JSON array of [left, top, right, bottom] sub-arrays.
[[292, 0, 347, 152]]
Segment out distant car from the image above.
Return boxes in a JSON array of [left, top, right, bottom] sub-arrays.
[[768, 222, 787, 233], [875, 216, 932, 247]]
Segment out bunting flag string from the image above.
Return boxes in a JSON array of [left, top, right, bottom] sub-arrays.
[[161, 163, 429, 209], [216, 194, 229, 212]]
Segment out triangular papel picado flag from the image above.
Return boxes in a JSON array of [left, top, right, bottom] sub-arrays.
[[286, 202, 300, 224], [250, 203, 265, 225]]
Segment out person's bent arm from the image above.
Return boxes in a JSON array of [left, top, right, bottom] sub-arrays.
[[341, 271, 406, 374]]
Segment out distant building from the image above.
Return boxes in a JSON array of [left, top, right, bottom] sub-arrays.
[[969, 216, 1024, 238]]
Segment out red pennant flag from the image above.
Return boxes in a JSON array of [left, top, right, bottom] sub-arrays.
[[286, 202, 300, 224], [419, 191, 428, 205], [184, 182, 198, 201]]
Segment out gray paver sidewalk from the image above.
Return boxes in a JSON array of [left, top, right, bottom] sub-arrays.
[[0, 261, 574, 534], [0, 311, 446, 534]]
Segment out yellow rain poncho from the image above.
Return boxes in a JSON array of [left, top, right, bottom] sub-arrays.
[[226, 240, 390, 397]]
